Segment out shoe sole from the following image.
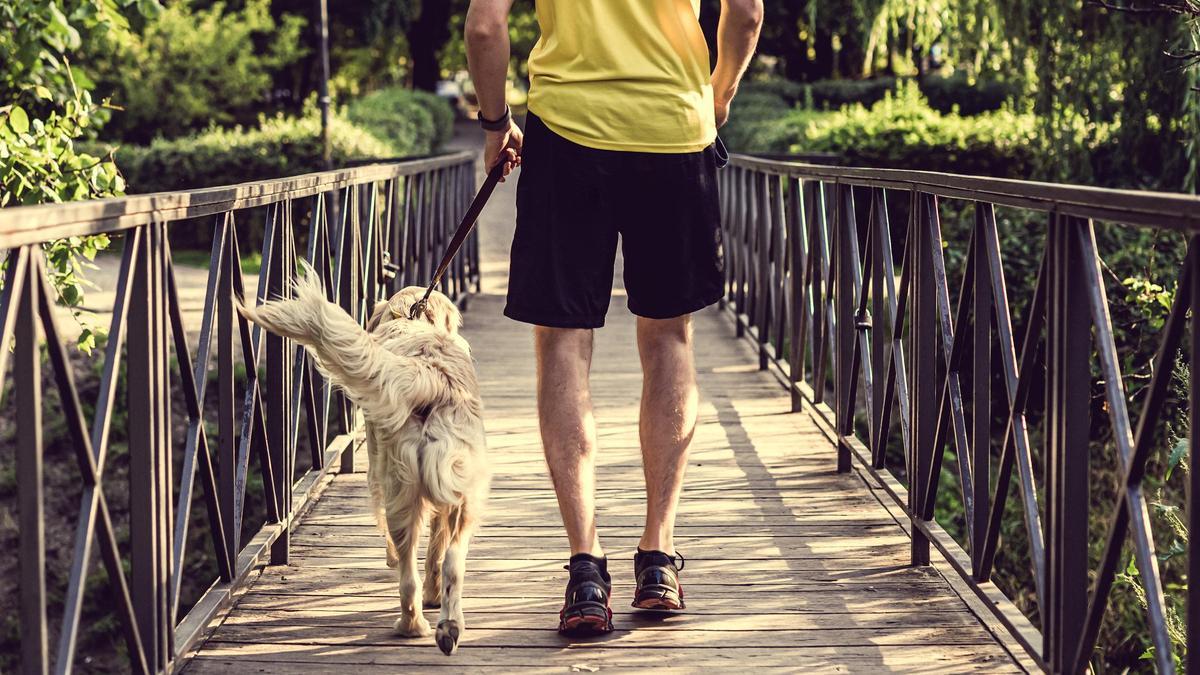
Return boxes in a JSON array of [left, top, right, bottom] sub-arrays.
[[558, 601, 614, 635], [632, 584, 685, 611]]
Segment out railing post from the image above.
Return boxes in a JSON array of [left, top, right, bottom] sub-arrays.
[[971, 203, 992, 578], [755, 173, 772, 370], [216, 215, 239, 561], [14, 248, 48, 675], [734, 168, 748, 335], [338, 185, 360, 474], [909, 192, 936, 566], [269, 203, 296, 564], [788, 178, 805, 412], [834, 182, 854, 472], [1188, 233, 1199, 675], [811, 183, 832, 406], [869, 189, 887, 464], [1044, 214, 1090, 672], [128, 222, 173, 671]]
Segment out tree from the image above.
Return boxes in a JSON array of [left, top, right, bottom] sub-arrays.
[[87, 0, 308, 142], [0, 0, 160, 350], [409, 0, 455, 91]]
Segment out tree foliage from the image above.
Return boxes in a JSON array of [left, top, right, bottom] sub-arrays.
[[86, 0, 307, 142], [1, 0, 161, 351]]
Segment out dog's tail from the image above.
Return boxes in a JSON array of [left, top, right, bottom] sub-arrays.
[[236, 265, 444, 436]]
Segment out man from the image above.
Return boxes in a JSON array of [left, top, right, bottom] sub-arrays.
[[465, 0, 763, 634]]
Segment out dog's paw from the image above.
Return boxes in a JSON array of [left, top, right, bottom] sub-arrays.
[[393, 614, 432, 637], [435, 620, 461, 656]]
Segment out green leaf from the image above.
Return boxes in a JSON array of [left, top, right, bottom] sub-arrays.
[[34, 86, 53, 101], [1166, 439, 1187, 480], [137, 0, 163, 19], [7, 106, 29, 134], [61, 284, 80, 306]]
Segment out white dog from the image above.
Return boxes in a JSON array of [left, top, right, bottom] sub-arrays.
[[238, 269, 489, 655]]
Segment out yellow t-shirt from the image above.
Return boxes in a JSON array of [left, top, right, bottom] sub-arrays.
[[526, 0, 716, 153]]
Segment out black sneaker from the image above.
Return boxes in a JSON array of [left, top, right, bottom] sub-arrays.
[[632, 549, 686, 610], [558, 553, 614, 634]]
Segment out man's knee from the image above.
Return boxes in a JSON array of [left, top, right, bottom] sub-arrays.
[[535, 326, 593, 366], [637, 315, 693, 351]]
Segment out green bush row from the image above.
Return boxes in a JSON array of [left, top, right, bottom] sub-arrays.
[[740, 73, 1017, 116], [724, 82, 1041, 178], [94, 113, 389, 195], [90, 89, 456, 195], [345, 87, 455, 157]]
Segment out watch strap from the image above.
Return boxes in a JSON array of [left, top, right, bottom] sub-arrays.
[[479, 104, 512, 132]]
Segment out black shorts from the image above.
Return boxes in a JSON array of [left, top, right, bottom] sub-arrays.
[[504, 112, 724, 329]]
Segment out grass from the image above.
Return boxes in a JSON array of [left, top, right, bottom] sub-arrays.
[[171, 249, 262, 274]]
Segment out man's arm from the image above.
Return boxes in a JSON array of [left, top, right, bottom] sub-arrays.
[[711, 0, 764, 128], [466, 0, 522, 177]]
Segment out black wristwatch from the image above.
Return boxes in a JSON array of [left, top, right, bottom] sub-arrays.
[[479, 104, 512, 131]]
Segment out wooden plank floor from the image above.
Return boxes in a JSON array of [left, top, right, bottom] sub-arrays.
[[185, 148, 1024, 673], [184, 290, 1025, 673]]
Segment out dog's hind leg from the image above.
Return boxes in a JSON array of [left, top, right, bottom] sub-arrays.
[[423, 511, 451, 608], [366, 427, 399, 568], [387, 504, 432, 637], [435, 506, 476, 656]]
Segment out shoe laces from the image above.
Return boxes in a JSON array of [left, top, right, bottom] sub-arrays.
[[636, 548, 685, 571]]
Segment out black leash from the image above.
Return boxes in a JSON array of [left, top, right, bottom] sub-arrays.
[[408, 160, 507, 320]]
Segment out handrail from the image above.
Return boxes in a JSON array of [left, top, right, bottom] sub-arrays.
[[718, 154, 1198, 674], [1, 152, 480, 673], [0, 151, 474, 247], [729, 153, 1200, 230]]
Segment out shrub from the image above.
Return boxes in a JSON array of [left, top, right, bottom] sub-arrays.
[[807, 77, 897, 110], [739, 77, 898, 111], [739, 79, 807, 106], [742, 74, 1017, 117], [345, 87, 455, 157], [87, 0, 307, 143], [720, 90, 796, 152], [408, 89, 456, 148], [920, 72, 1018, 116], [725, 81, 1042, 178], [101, 112, 395, 195]]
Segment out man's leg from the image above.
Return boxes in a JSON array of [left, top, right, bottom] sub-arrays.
[[636, 315, 698, 555], [535, 326, 604, 557]]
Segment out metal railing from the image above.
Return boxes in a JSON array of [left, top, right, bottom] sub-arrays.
[[0, 151, 479, 674], [718, 155, 1199, 673]]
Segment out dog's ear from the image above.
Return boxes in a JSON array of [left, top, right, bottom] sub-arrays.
[[365, 300, 391, 333], [424, 291, 462, 335]]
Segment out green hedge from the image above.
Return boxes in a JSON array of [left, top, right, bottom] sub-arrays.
[[921, 73, 1018, 116], [345, 87, 455, 157], [98, 113, 395, 194], [92, 88, 456, 195], [408, 89, 456, 148], [724, 82, 1041, 178], [740, 74, 1015, 116]]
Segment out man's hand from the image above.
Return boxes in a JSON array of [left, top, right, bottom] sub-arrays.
[[484, 118, 523, 180], [715, 96, 732, 128]]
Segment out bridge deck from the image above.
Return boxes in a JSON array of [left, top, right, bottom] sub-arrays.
[[184, 291, 1025, 673], [184, 145, 1025, 672]]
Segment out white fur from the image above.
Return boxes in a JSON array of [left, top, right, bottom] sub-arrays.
[[238, 267, 488, 655]]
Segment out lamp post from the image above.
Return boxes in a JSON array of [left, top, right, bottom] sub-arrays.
[[317, 0, 332, 169]]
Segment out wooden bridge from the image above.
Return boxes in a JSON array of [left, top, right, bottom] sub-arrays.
[[1, 138, 1198, 674], [182, 293, 1030, 671]]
